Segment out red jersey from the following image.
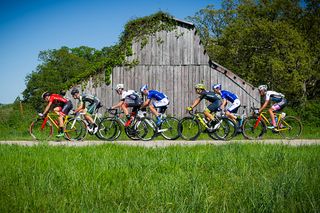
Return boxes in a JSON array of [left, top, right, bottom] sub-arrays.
[[49, 94, 68, 105]]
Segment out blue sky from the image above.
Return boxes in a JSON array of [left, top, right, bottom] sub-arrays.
[[0, 0, 221, 104]]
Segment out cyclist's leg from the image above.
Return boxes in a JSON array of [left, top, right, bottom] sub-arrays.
[[205, 100, 220, 123], [226, 99, 240, 121]]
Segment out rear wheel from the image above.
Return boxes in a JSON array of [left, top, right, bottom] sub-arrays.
[[178, 117, 201, 140], [278, 116, 302, 140], [29, 119, 53, 140], [242, 116, 266, 140], [160, 116, 180, 140]]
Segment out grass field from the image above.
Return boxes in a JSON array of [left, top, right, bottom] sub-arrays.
[[0, 143, 319, 212]]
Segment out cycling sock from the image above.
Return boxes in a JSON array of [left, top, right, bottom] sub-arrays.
[[126, 114, 131, 120], [59, 127, 64, 133]]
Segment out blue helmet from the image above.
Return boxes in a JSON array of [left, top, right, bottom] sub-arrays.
[[212, 84, 221, 90], [140, 84, 148, 92]]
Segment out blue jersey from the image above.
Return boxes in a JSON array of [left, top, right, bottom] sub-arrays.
[[147, 90, 167, 101], [221, 90, 238, 103]]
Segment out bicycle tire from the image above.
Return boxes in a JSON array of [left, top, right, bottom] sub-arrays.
[[65, 118, 87, 140], [135, 117, 156, 141], [178, 117, 201, 141], [242, 115, 266, 140], [208, 117, 236, 140], [278, 116, 302, 140], [160, 116, 180, 140], [97, 117, 121, 141], [29, 118, 53, 140]]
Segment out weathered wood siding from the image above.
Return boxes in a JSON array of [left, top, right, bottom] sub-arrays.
[[70, 21, 260, 117]]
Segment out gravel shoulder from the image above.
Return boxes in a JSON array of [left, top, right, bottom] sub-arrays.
[[1, 139, 320, 147]]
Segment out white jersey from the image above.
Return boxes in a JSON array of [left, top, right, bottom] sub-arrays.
[[121, 90, 135, 100], [265, 91, 285, 102]]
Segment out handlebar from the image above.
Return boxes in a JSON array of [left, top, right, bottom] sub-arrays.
[[107, 108, 119, 115]]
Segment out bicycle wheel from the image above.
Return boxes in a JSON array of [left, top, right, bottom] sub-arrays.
[[97, 118, 121, 141], [242, 116, 266, 140], [29, 118, 53, 140], [209, 117, 236, 140], [65, 118, 87, 140], [178, 117, 201, 140], [135, 117, 156, 141], [278, 116, 302, 140], [160, 116, 180, 140]]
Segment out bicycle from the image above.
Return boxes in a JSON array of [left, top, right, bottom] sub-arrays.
[[98, 109, 149, 141], [29, 112, 86, 141], [242, 107, 303, 140], [178, 110, 235, 141], [134, 111, 180, 141]]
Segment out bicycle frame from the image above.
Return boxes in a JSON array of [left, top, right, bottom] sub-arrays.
[[254, 111, 289, 132], [42, 113, 69, 130]]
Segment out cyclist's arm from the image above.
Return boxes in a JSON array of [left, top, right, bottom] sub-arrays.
[[74, 102, 85, 113], [190, 98, 201, 109], [140, 99, 151, 108], [220, 99, 227, 110], [258, 100, 270, 114], [42, 102, 53, 115], [112, 101, 124, 109]]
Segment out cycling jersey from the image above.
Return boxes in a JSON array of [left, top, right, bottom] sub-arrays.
[[48, 94, 72, 116], [49, 94, 68, 104], [147, 90, 167, 101], [221, 90, 238, 103], [79, 94, 100, 105], [121, 90, 143, 108], [265, 91, 285, 103], [79, 94, 101, 114], [199, 90, 220, 103]]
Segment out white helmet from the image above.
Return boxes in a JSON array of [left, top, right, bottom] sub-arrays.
[[115, 84, 124, 91], [212, 84, 221, 90], [140, 84, 148, 92], [258, 85, 268, 91]]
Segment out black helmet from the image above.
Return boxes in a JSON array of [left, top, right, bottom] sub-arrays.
[[71, 88, 79, 95], [41, 92, 51, 99]]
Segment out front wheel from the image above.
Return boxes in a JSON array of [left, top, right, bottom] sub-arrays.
[[135, 117, 156, 141], [242, 116, 266, 140], [65, 118, 87, 140], [97, 118, 121, 141], [178, 117, 201, 140], [29, 118, 53, 140], [160, 117, 180, 140], [278, 116, 302, 140]]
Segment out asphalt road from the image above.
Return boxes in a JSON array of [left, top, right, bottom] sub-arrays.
[[1, 139, 320, 147]]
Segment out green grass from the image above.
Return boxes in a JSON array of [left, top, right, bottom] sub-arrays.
[[0, 143, 319, 212]]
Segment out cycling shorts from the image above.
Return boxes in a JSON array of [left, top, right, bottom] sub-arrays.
[[152, 97, 169, 108], [205, 100, 221, 113], [227, 99, 241, 113], [55, 100, 73, 116], [271, 98, 287, 111]]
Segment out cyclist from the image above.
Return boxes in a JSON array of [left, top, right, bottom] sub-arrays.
[[140, 84, 169, 125], [187, 83, 222, 129], [257, 85, 287, 129], [111, 84, 143, 127], [71, 88, 101, 134], [41, 92, 73, 137], [212, 84, 241, 122]]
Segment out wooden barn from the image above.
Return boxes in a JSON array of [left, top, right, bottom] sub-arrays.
[[73, 16, 260, 117]]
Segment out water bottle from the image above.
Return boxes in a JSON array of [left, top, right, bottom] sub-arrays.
[[281, 112, 286, 118]]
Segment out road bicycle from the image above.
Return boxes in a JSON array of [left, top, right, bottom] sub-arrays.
[[242, 107, 302, 140], [29, 112, 86, 141], [178, 110, 235, 141], [98, 109, 149, 141], [133, 111, 180, 141], [68, 105, 118, 141]]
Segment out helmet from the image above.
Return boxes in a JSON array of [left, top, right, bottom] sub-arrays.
[[115, 84, 124, 91], [212, 84, 221, 90], [140, 84, 148, 92], [258, 85, 268, 91], [195, 83, 206, 90], [71, 88, 79, 95], [41, 92, 51, 99]]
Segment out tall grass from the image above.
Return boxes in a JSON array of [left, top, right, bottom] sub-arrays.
[[0, 144, 319, 212]]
